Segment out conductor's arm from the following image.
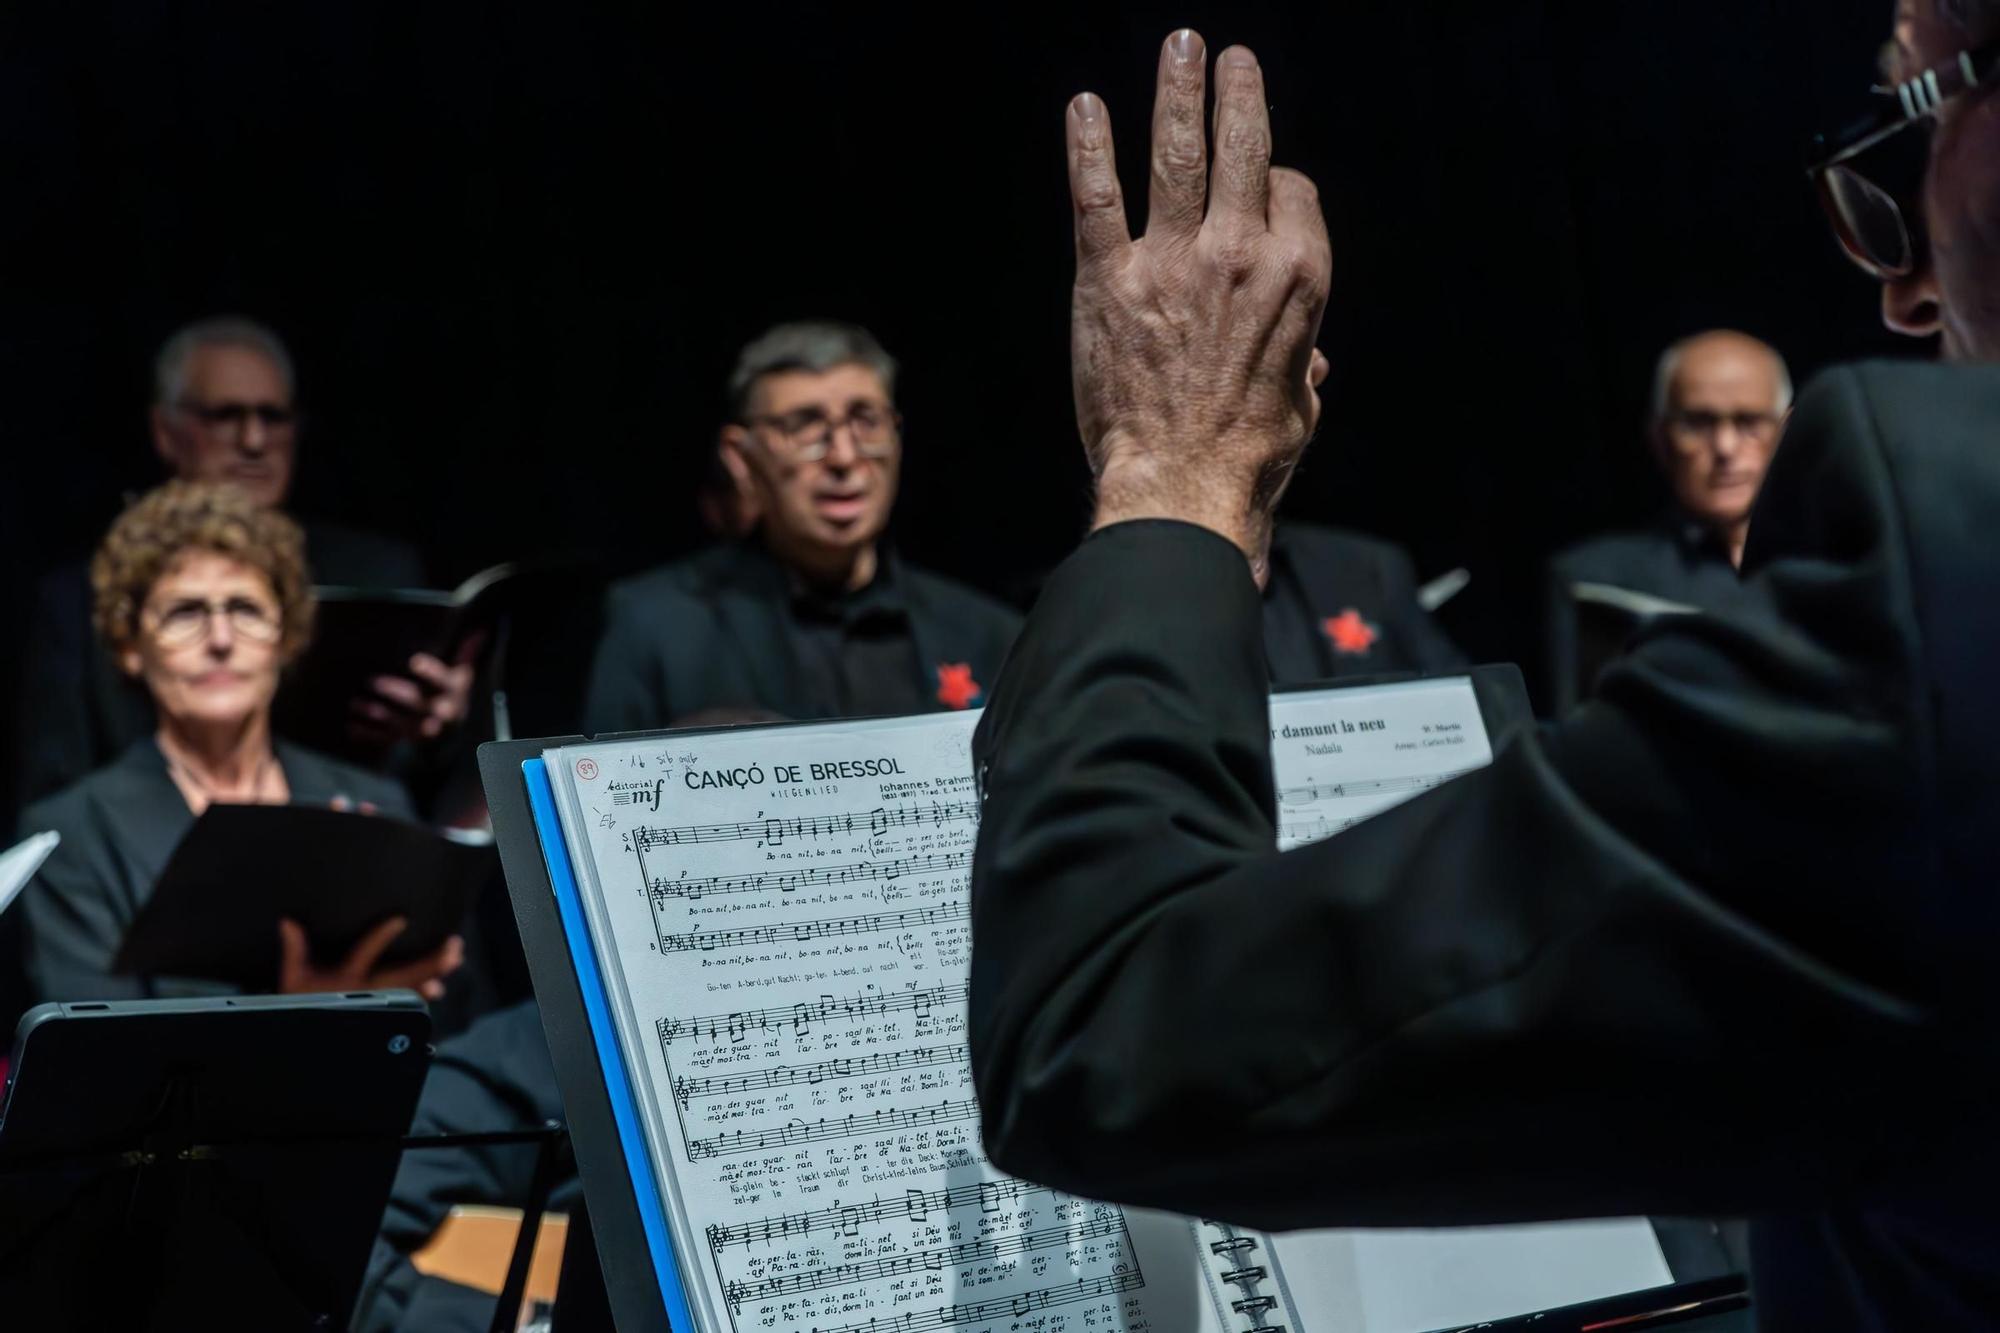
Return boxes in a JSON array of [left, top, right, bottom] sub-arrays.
[[969, 31, 1948, 1232]]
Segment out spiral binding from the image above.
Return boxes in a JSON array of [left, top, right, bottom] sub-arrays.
[[1191, 1219, 1309, 1333]]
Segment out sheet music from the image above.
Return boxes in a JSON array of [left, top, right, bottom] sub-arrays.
[[546, 679, 1665, 1333], [547, 713, 1155, 1333], [0, 831, 60, 920], [1260, 679, 1673, 1329], [1267, 678, 1493, 852]]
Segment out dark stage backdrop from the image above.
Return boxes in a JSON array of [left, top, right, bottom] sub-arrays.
[[0, 0, 1918, 819]]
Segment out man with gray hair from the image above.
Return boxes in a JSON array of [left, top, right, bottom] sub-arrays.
[[14, 315, 470, 804], [1543, 329, 1792, 711], [582, 321, 1019, 731]]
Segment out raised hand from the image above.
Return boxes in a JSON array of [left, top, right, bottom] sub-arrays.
[[1066, 30, 1332, 581]]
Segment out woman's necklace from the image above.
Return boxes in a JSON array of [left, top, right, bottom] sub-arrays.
[[163, 745, 279, 805]]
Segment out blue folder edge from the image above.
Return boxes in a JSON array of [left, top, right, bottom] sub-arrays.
[[523, 756, 696, 1333]]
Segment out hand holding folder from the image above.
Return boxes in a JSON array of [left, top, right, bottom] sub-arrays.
[[113, 804, 493, 993]]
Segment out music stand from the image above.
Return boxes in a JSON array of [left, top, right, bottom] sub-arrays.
[[0, 991, 433, 1331], [481, 732, 677, 1332]]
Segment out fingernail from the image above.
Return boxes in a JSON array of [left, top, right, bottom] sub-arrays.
[[1072, 92, 1104, 146], [1220, 46, 1258, 70], [1169, 29, 1202, 64]]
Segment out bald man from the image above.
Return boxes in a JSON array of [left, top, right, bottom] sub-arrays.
[[1545, 330, 1791, 712]]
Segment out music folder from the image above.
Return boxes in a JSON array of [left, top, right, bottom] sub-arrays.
[[273, 561, 518, 759], [113, 804, 494, 991]]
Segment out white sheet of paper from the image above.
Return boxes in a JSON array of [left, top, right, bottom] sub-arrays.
[[1280, 1220, 1675, 1333], [0, 830, 59, 919], [1265, 679, 1672, 1332]]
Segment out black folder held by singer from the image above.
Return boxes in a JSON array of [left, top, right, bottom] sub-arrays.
[[112, 805, 494, 991], [272, 562, 519, 761]]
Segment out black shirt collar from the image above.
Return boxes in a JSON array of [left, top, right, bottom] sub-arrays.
[[1664, 511, 1736, 568], [754, 542, 909, 628]]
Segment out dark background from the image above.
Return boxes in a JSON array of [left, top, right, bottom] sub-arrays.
[[0, 0, 1917, 819]]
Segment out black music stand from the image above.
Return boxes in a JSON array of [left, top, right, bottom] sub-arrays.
[[0, 992, 433, 1331], [481, 732, 677, 1332]]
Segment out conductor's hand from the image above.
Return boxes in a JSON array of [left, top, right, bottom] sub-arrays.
[[277, 916, 465, 1000], [1068, 30, 1332, 582]]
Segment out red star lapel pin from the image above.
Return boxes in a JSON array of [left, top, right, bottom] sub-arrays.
[[935, 662, 982, 710], [1322, 608, 1379, 656]]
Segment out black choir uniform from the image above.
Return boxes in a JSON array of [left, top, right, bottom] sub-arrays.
[[581, 540, 1021, 735], [966, 362, 2000, 1332], [1545, 515, 1772, 713], [15, 735, 410, 1004], [12, 518, 425, 807], [1262, 522, 1463, 684]]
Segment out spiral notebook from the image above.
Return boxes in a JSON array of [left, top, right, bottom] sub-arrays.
[[519, 672, 1672, 1333]]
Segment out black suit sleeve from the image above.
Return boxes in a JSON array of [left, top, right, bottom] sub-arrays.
[[579, 586, 672, 736], [16, 799, 145, 1004], [969, 366, 1962, 1231]]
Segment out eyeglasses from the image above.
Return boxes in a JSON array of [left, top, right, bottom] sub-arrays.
[[174, 399, 299, 440], [146, 596, 283, 648], [1808, 39, 2000, 280], [742, 402, 901, 463], [1662, 409, 1783, 444]]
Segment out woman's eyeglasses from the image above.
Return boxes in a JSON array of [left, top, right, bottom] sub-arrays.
[[147, 596, 283, 648]]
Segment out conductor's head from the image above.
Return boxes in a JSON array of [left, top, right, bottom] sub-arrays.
[[149, 316, 300, 510], [93, 481, 314, 743], [717, 321, 902, 591], [1820, 0, 2000, 361]]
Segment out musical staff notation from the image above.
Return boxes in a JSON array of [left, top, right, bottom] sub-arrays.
[[685, 1098, 979, 1161], [1276, 815, 1361, 844], [1276, 768, 1475, 807], [650, 851, 970, 901], [809, 1271, 1145, 1333], [631, 800, 978, 851], [704, 1176, 1055, 1251], [658, 903, 969, 954], [723, 1216, 1126, 1310], [658, 983, 967, 1045], [671, 1044, 963, 1107]]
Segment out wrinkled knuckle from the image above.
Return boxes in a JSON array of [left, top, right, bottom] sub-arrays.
[[1154, 129, 1204, 175], [1285, 246, 1327, 293], [1222, 121, 1271, 163], [1213, 237, 1259, 279], [1076, 181, 1123, 215], [1280, 173, 1321, 209]]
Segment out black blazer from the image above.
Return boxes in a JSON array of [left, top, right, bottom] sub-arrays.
[[967, 362, 2000, 1332], [12, 518, 426, 807], [1545, 517, 1773, 713], [581, 541, 1021, 734], [1264, 522, 1463, 683], [15, 735, 412, 1004]]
